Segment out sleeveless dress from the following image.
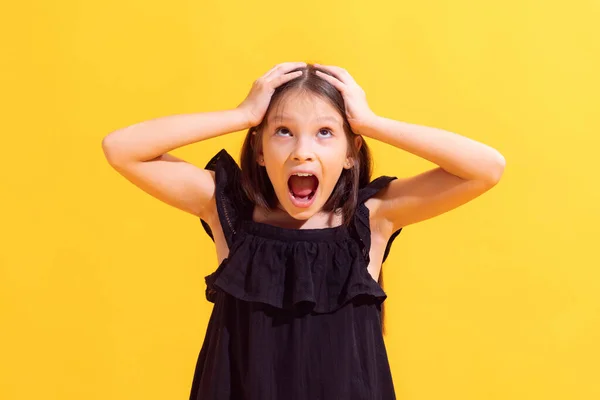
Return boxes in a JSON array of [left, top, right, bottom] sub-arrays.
[[189, 149, 403, 400]]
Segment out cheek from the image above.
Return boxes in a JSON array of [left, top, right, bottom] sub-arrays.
[[326, 141, 350, 163], [262, 146, 287, 167], [262, 138, 282, 157], [261, 147, 287, 186], [322, 159, 346, 188]]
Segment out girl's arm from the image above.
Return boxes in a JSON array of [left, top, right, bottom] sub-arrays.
[[101, 61, 305, 222], [357, 115, 506, 231], [102, 109, 250, 164], [312, 63, 505, 232], [101, 109, 251, 220]]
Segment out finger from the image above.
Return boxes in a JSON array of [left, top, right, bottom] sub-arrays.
[[261, 63, 284, 80], [315, 70, 345, 93], [314, 63, 345, 78], [264, 65, 279, 77], [314, 64, 354, 85], [265, 62, 306, 79], [271, 70, 303, 87]]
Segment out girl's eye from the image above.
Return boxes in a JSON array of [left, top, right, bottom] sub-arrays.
[[318, 129, 333, 138], [274, 127, 334, 137], [275, 127, 291, 136]]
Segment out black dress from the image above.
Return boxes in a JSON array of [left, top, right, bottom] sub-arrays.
[[189, 149, 403, 400]]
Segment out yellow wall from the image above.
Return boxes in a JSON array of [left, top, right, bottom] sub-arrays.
[[2, 0, 599, 399]]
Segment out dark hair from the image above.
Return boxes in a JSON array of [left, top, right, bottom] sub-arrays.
[[239, 63, 389, 335]]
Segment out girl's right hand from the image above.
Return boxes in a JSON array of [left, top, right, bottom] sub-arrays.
[[236, 62, 306, 128]]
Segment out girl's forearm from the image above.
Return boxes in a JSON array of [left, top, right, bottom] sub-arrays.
[[102, 108, 251, 163], [358, 115, 505, 183]]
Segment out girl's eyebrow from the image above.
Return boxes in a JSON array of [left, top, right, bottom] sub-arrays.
[[268, 115, 341, 125]]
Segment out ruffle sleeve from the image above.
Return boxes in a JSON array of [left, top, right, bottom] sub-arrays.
[[199, 149, 252, 249], [352, 176, 403, 265]]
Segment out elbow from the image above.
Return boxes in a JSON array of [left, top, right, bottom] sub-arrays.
[[101, 134, 126, 167], [487, 152, 506, 185]]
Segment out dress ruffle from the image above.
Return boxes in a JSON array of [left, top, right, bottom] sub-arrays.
[[204, 221, 387, 313]]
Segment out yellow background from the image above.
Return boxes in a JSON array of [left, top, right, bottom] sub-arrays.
[[2, 0, 599, 399]]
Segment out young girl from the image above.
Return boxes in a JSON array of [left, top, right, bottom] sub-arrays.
[[102, 61, 505, 399]]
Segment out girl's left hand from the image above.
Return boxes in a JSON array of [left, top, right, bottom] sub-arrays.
[[314, 64, 377, 135]]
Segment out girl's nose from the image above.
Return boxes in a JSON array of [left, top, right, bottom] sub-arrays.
[[291, 142, 315, 162]]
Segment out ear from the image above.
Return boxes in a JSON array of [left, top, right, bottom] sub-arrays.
[[253, 131, 265, 166], [354, 135, 363, 151], [343, 156, 354, 169], [344, 135, 362, 169]]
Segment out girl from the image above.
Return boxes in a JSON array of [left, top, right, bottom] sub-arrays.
[[102, 61, 505, 399]]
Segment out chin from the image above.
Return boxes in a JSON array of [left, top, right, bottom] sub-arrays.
[[285, 208, 319, 221]]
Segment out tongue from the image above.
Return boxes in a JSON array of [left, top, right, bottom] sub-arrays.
[[289, 175, 318, 197]]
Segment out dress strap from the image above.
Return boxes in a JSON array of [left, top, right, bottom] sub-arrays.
[[353, 176, 403, 265], [199, 149, 252, 249]]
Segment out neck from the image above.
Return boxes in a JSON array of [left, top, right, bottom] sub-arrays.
[[268, 203, 342, 228]]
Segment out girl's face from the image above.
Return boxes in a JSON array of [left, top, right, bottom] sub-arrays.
[[259, 91, 359, 220]]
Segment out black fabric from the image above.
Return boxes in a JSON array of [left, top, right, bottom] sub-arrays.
[[353, 176, 404, 266], [199, 149, 252, 249], [191, 149, 402, 400]]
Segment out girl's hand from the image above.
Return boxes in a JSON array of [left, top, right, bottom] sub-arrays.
[[314, 64, 377, 135], [236, 62, 307, 128]]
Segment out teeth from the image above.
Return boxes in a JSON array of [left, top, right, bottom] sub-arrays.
[[293, 173, 313, 177]]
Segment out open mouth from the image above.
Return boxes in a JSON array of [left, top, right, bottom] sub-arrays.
[[288, 173, 319, 206]]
